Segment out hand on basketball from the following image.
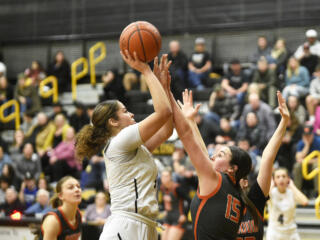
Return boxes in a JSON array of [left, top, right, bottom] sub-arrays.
[[277, 91, 290, 122], [120, 50, 150, 74], [177, 89, 201, 120]]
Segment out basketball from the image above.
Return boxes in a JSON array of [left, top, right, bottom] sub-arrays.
[[119, 21, 162, 63]]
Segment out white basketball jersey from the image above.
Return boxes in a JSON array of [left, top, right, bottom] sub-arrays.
[[268, 187, 297, 232], [104, 124, 159, 220]]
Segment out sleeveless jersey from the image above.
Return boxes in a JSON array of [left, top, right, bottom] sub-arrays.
[[237, 180, 268, 240], [104, 124, 158, 220], [39, 207, 82, 240], [267, 187, 297, 233], [191, 172, 244, 240]]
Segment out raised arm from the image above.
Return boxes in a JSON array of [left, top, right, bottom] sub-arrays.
[[168, 90, 217, 192], [177, 89, 208, 156], [120, 51, 172, 148], [144, 56, 173, 152], [289, 179, 309, 206], [258, 91, 289, 196]]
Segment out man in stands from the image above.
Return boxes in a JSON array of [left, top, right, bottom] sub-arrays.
[[295, 29, 320, 59]]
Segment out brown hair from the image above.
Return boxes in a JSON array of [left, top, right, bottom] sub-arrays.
[[50, 176, 78, 208], [75, 100, 119, 160], [272, 167, 289, 178]]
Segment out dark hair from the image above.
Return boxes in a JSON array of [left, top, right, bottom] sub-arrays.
[[75, 100, 119, 160], [229, 146, 259, 227], [50, 176, 78, 208], [272, 167, 289, 178]]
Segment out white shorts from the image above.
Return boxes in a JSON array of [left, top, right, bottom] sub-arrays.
[[99, 214, 158, 240], [266, 227, 300, 240]]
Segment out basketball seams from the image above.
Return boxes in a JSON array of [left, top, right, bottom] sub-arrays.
[[135, 23, 147, 62], [139, 29, 161, 52], [119, 21, 161, 63]]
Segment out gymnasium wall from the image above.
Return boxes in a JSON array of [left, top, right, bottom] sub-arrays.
[[0, 0, 319, 42], [1, 0, 320, 79]]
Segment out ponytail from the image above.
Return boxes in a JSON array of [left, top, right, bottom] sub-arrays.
[[75, 124, 110, 160], [239, 186, 260, 227], [228, 146, 259, 227], [75, 100, 119, 160], [50, 193, 63, 208]]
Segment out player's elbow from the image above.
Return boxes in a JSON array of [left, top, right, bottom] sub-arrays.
[[161, 106, 172, 119]]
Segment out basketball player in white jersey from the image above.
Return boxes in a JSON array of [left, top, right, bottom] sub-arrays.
[[76, 51, 173, 240], [266, 168, 309, 240]]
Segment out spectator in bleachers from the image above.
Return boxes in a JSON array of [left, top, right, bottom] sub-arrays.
[[8, 129, 25, 162], [100, 69, 126, 104], [25, 112, 55, 158], [24, 189, 51, 217], [305, 65, 320, 123], [194, 112, 219, 146], [49, 102, 68, 120], [52, 113, 71, 148], [37, 176, 52, 193], [159, 168, 189, 240], [188, 37, 212, 89], [293, 123, 320, 196], [287, 95, 307, 125], [0, 61, 6, 77], [236, 138, 258, 181], [282, 57, 310, 100], [0, 146, 12, 175], [237, 112, 266, 154], [24, 60, 46, 87], [270, 38, 289, 76], [69, 101, 90, 132], [0, 76, 14, 114], [81, 155, 105, 190], [251, 36, 272, 64], [300, 42, 319, 78], [48, 127, 81, 182], [294, 29, 320, 59], [241, 93, 276, 140], [0, 176, 10, 204], [19, 172, 38, 209], [277, 114, 303, 172], [1, 164, 15, 187], [171, 140, 192, 178], [217, 118, 237, 145], [221, 59, 250, 104], [84, 192, 111, 225], [122, 69, 148, 92], [14, 143, 41, 184], [249, 57, 277, 108], [0, 187, 25, 216], [205, 85, 240, 125], [86, 104, 95, 120], [168, 40, 188, 98], [14, 73, 42, 115], [21, 112, 36, 134], [47, 51, 71, 93]]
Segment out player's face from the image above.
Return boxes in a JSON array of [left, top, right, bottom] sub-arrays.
[[115, 102, 136, 129], [274, 169, 289, 192], [211, 146, 232, 172], [60, 178, 82, 205]]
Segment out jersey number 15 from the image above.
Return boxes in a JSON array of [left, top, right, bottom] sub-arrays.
[[225, 194, 241, 223]]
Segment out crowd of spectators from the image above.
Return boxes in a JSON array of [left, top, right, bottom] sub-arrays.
[[0, 28, 320, 237]]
